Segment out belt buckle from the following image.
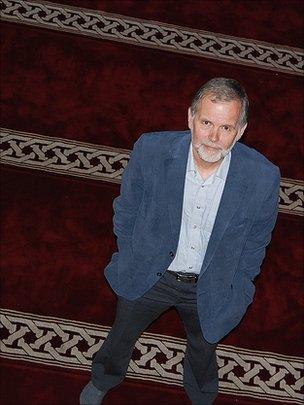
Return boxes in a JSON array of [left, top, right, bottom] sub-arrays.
[[190, 275, 198, 284], [176, 273, 197, 283]]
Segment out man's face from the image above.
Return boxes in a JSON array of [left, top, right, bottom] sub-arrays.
[[188, 94, 247, 164]]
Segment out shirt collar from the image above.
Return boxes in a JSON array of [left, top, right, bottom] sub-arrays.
[[187, 143, 231, 183]]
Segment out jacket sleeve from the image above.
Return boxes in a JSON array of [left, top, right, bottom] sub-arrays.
[[112, 136, 145, 257], [213, 166, 281, 334], [235, 167, 281, 304]]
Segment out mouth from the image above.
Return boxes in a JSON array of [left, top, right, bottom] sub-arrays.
[[203, 144, 221, 152]]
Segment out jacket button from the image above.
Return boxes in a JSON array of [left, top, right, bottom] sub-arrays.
[[157, 272, 162, 276], [169, 251, 174, 257]]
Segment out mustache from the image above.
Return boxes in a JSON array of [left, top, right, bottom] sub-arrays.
[[195, 142, 222, 151]]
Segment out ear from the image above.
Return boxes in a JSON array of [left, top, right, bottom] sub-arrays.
[[236, 123, 247, 141], [188, 107, 194, 130]]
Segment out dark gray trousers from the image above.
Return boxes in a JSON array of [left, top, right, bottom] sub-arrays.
[[91, 271, 218, 404]]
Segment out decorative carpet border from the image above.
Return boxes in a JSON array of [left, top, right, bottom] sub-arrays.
[[0, 308, 303, 403], [1, 0, 303, 76], [1, 127, 303, 217]]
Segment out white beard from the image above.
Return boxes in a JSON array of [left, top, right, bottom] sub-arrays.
[[194, 139, 238, 163]]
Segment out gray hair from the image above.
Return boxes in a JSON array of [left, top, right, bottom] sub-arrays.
[[190, 77, 249, 127]]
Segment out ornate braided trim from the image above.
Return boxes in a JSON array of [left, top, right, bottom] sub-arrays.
[[1, 308, 303, 403], [1, 127, 303, 216], [0, 127, 129, 184], [1, 0, 303, 75]]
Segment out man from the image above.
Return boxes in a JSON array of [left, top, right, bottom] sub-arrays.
[[80, 78, 280, 404]]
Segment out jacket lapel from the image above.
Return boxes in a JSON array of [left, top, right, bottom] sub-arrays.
[[200, 144, 248, 275], [164, 132, 191, 246]]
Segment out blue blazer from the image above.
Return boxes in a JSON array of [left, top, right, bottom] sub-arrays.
[[105, 131, 280, 343]]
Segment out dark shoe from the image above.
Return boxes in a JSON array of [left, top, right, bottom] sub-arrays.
[[79, 381, 106, 405]]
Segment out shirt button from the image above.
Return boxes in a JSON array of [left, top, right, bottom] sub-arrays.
[[189, 266, 193, 269], [191, 246, 195, 250], [157, 272, 162, 276], [197, 206, 201, 209], [169, 251, 174, 257]]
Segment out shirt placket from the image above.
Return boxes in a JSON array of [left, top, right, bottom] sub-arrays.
[[186, 174, 206, 272]]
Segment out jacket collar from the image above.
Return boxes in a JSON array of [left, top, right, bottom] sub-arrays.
[[168, 130, 191, 159]]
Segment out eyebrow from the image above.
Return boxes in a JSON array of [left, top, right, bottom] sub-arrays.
[[200, 118, 236, 128]]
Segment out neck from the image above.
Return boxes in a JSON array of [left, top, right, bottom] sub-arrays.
[[192, 145, 223, 179]]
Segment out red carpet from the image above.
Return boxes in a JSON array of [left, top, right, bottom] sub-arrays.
[[1, 359, 288, 405], [1, 1, 303, 404]]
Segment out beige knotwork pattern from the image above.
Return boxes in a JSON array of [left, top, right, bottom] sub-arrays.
[[0, 128, 128, 183], [1, 0, 303, 75], [1, 128, 303, 216], [1, 309, 303, 403]]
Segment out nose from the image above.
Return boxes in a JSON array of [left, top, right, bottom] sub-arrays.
[[208, 127, 220, 143]]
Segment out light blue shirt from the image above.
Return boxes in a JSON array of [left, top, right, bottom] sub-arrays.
[[168, 143, 231, 274]]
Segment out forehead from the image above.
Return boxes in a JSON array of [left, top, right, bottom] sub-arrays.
[[197, 95, 241, 124]]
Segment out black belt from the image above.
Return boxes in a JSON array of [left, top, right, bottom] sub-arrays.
[[167, 270, 199, 284]]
